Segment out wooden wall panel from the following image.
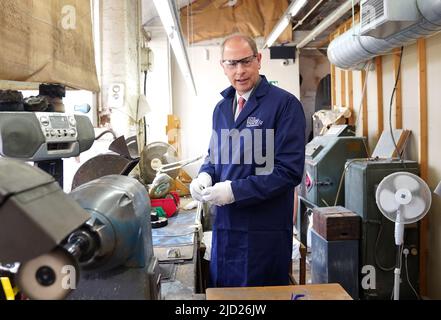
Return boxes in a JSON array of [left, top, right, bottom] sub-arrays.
[[376, 56, 384, 139], [331, 64, 336, 108], [341, 69, 346, 107], [417, 38, 428, 297], [348, 70, 354, 125], [361, 70, 368, 137]]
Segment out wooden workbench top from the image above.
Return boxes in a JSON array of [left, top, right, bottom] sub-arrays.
[[206, 283, 352, 300]]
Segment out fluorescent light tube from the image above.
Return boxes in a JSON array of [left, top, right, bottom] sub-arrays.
[[153, 0, 197, 95], [263, 0, 308, 49], [264, 16, 290, 49], [289, 0, 308, 16]]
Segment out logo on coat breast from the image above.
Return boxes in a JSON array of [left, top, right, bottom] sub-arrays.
[[246, 117, 263, 127]]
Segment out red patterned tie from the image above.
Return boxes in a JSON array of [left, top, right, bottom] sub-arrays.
[[238, 97, 246, 114]]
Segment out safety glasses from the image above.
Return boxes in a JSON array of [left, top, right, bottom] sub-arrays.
[[221, 55, 257, 70]]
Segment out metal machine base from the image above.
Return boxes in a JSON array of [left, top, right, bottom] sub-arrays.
[[68, 256, 161, 300]]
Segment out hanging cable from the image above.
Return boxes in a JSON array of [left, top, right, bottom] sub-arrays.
[[353, 60, 373, 139], [404, 250, 420, 299], [374, 216, 395, 272], [333, 158, 370, 206], [95, 129, 117, 141], [143, 70, 148, 146], [144, 70, 147, 95], [389, 47, 404, 161]]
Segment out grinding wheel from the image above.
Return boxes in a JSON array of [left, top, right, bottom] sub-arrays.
[[125, 136, 140, 159], [16, 248, 79, 300], [139, 142, 179, 184], [71, 154, 131, 190]]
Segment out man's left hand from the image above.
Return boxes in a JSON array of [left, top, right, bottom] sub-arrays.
[[201, 181, 235, 206]]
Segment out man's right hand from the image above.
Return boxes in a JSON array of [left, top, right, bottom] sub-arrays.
[[189, 172, 212, 202]]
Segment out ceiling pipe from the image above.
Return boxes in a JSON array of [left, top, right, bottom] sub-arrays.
[[296, 0, 361, 49], [292, 0, 325, 32]]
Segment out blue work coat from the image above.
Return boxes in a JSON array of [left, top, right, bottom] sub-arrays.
[[200, 75, 305, 287]]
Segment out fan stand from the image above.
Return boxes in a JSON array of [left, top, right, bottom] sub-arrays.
[[393, 211, 405, 300], [376, 172, 432, 301]]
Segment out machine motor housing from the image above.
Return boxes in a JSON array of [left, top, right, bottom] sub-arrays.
[[68, 175, 161, 300], [297, 125, 368, 244]]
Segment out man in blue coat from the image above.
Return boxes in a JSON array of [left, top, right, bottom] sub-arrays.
[[190, 34, 305, 287]]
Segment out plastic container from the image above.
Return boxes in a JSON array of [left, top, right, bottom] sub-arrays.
[[150, 191, 180, 218]]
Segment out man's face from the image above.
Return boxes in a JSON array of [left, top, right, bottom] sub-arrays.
[[221, 38, 262, 95]]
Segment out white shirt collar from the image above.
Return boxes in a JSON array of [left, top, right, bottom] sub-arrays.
[[234, 89, 252, 120], [236, 89, 253, 103]]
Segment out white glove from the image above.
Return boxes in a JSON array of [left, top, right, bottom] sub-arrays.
[[201, 181, 235, 206], [190, 172, 212, 202]]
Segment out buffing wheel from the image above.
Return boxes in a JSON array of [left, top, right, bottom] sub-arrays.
[[139, 142, 179, 184], [16, 248, 79, 300]]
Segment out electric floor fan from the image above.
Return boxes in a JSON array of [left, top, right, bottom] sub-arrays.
[[375, 172, 432, 300]]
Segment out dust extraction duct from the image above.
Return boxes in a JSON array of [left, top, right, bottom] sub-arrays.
[[327, 0, 441, 70]]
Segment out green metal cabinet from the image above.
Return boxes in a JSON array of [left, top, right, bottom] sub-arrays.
[[345, 159, 420, 300]]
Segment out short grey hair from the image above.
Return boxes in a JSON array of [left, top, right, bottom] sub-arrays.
[[221, 34, 258, 58]]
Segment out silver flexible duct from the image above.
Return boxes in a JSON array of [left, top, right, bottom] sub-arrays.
[[328, 0, 441, 70]]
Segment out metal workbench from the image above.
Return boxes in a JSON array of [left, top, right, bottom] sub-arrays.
[[152, 205, 205, 300]]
